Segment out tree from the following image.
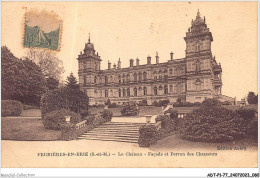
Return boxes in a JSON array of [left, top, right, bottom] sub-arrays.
[[25, 48, 64, 81], [1, 46, 46, 105], [65, 72, 79, 89], [247, 92, 258, 104], [46, 77, 59, 90]]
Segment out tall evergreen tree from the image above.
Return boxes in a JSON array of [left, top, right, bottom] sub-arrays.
[[65, 72, 79, 89]]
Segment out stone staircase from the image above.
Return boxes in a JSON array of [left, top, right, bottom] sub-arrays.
[[78, 122, 145, 143]]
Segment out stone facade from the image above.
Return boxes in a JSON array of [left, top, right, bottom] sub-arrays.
[[77, 11, 223, 105]]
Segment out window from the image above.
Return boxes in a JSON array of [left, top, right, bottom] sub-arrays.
[[138, 73, 142, 81], [83, 76, 87, 85], [110, 76, 113, 83], [126, 74, 130, 82], [118, 75, 121, 84], [164, 85, 168, 94], [134, 87, 137, 96], [195, 79, 201, 91], [123, 89, 126, 97], [169, 85, 173, 93], [196, 60, 200, 72], [127, 88, 130, 96], [143, 72, 147, 81], [83, 89, 87, 94], [154, 86, 158, 95], [164, 75, 168, 80], [94, 76, 97, 83], [105, 90, 108, 97], [118, 89, 121, 97], [143, 87, 147, 96], [99, 77, 102, 83], [176, 84, 182, 94], [134, 73, 137, 82], [169, 69, 173, 75], [123, 75, 125, 83], [105, 76, 108, 84]]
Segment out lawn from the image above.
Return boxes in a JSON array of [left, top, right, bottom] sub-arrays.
[[1, 117, 61, 141]]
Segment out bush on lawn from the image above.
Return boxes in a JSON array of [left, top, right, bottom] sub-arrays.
[[109, 102, 117, 108], [178, 98, 254, 142], [93, 114, 107, 126], [43, 109, 81, 130], [101, 109, 113, 122], [138, 100, 148, 106], [164, 108, 178, 119], [1, 100, 23, 117], [153, 100, 170, 107], [247, 119, 258, 140], [172, 102, 201, 107], [138, 125, 157, 147], [121, 102, 139, 116], [41, 87, 89, 119]]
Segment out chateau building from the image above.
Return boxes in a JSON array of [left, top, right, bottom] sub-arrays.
[[77, 11, 223, 105]]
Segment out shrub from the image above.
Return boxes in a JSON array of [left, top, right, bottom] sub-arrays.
[[235, 108, 256, 123], [109, 102, 117, 108], [1, 100, 23, 117], [178, 98, 252, 142], [101, 109, 113, 122], [121, 102, 139, 116], [164, 108, 178, 119], [155, 114, 177, 131], [93, 114, 107, 126], [138, 125, 157, 147], [43, 109, 81, 130], [172, 102, 200, 107], [138, 100, 148, 106], [85, 114, 95, 125], [247, 119, 258, 140], [41, 87, 89, 118], [152, 101, 159, 107], [158, 99, 170, 107], [105, 99, 111, 106]]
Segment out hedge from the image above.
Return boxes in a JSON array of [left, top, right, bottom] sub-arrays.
[[41, 87, 89, 119], [43, 109, 81, 130], [121, 102, 139, 116], [178, 99, 255, 142], [138, 125, 157, 147], [1, 100, 23, 117]]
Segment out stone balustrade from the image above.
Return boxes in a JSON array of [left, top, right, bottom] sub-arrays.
[[75, 120, 87, 129]]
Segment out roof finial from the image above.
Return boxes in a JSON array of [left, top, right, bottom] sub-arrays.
[[197, 9, 200, 18], [88, 33, 90, 43]]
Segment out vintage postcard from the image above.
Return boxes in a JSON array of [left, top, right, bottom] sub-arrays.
[[1, 1, 258, 174]]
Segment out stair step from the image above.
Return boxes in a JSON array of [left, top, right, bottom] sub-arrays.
[[87, 131, 139, 134], [82, 133, 139, 138], [78, 137, 138, 143], [79, 134, 139, 139], [92, 128, 140, 131]]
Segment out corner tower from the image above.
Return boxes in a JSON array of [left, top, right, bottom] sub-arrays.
[[184, 10, 222, 103], [77, 34, 101, 98]]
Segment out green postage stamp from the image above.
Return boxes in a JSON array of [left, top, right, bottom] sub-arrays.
[[23, 9, 62, 50]]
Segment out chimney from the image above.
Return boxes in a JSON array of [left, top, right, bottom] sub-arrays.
[[136, 57, 140, 66], [130, 59, 134, 67], [118, 58, 121, 69], [170, 52, 174, 60], [147, 55, 151, 65], [155, 52, 159, 64], [113, 63, 116, 70], [108, 61, 111, 70]]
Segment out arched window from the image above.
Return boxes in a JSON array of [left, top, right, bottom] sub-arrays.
[[127, 88, 130, 96], [154, 86, 158, 95], [83, 76, 87, 85], [105, 90, 108, 97], [118, 89, 121, 97], [126, 74, 130, 82], [176, 84, 182, 94], [138, 72, 142, 81], [123, 89, 126, 97], [195, 79, 201, 91], [94, 76, 97, 83], [164, 74, 168, 80], [164, 85, 168, 94], [143, 87, 147, 96], [196, 60, 201, 72], [123, 75, 125, 83], [153, 71, 157, 80], [169, 85, 173, 93], [134, 87, 137, 96], [143, 72, 147, 81], [105, 76, 108, 84], [134, 73, 137, 82], [169, 69, 173, 75], [118, 75, 121, 84], [110, 76, 113, 83]]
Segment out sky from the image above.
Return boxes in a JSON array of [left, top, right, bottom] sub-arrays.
[[1, 1, 258, 100]]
